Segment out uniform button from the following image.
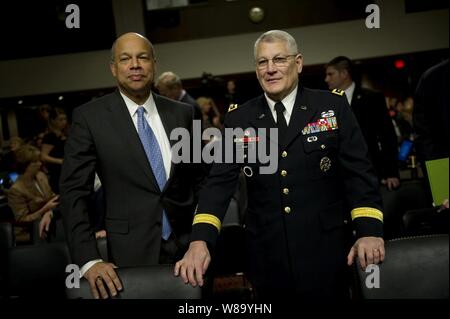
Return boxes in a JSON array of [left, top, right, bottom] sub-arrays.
[[281, 170, 287, 177], [283, 188, 289, 195], [281, 151, 288, 158], [321, 144, 326, 149], [343, 219, 348, 224], [284, 207, 291, 214]]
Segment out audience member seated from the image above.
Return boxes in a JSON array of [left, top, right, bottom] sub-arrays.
[[6, 145, 59, 243]]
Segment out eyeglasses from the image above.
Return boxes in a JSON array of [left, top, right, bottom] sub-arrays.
[[256, 55, 297, 69]]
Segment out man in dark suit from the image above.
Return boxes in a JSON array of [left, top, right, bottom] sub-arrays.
[[175, 30, 385, 298], [60, 33, 206, 299], [325, 56, 400, 190], [413, 59, 449, 162], [155, 71, 202, 121]]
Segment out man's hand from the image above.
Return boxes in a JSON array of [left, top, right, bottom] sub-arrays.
[[84, 262, 122, 299], [174, 240, 211, 287], [383, 177, 400, 190], [438, 199, 449, 212], [95, 230, 107, 239], [347, 236, 385, 270]]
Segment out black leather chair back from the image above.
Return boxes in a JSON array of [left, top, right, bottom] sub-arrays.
[[0, 222, 14, 250], [356, 235, 449, 299], [7, 242, 71, 298], [380, 180, 431, 239], [403, 208, 449, 236], [66, 264, 201, 299], [0, 222, 14, 296]]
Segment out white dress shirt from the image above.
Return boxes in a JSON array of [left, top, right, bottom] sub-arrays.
[[120, 91, 172, 178], [344, 81, 356, 105]]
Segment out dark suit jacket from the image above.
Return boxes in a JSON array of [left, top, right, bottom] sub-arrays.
[[350, 87, 399, 179], [60, 91, 206, 267], [180, 92, 202, 121], [191, 86, 383, 298]]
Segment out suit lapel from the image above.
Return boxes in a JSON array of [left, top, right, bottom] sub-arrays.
[[107, 90, 160, 190], [350, 86, 362, 108], [283, 86, 317, 148]]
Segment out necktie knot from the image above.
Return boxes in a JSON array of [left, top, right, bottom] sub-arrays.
[[275, 102, 286, 114], [137, 106, 146, 117]]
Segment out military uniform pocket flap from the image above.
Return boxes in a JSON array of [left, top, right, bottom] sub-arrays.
[[302, 133, 338, 153]]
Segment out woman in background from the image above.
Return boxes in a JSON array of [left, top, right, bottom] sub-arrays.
[[41, 107, 68, 193], [7, 145, 59, 243]]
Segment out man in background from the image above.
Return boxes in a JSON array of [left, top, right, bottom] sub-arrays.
[[156, 71, 202, 121], [325, 56, 400, 190]]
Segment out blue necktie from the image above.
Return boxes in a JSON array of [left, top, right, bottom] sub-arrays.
[[136, 107, 172, 240]]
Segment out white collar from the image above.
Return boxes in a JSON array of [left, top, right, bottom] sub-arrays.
[[119, 91, 156, 117], [265, 85, 298, 116], [344, 82, 356, 105]]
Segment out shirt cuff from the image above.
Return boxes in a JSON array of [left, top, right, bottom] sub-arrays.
[[80, 259, 103, 278]]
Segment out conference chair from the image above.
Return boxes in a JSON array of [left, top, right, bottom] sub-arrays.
[[355, 234, 448, 299]]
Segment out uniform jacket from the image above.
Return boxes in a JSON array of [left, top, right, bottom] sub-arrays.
[[60, 90, 206, 267], [350, 86, 399, 179], [191, 86, 383, 298]]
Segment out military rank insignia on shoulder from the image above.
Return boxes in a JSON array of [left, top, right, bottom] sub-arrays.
[[228, 104, 239, 112], [331, 89, 345, 96]]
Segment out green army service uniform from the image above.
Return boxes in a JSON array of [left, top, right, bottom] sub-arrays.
[[191, 85, 383, 298]]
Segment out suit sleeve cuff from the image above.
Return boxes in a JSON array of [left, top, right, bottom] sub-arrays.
[[80, 259, 103, 278], [351, 207, 384, 238]]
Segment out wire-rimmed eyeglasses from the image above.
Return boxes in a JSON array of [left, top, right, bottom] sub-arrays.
[[256, 54, 298, 69]]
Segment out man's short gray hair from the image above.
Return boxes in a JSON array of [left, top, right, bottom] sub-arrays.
[[155, 71, 182, 89], [254, 30, 298, 59]]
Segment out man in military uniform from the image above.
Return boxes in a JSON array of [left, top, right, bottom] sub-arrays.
[[175, 30, 385, 298], [325, 56, 400, 190]]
